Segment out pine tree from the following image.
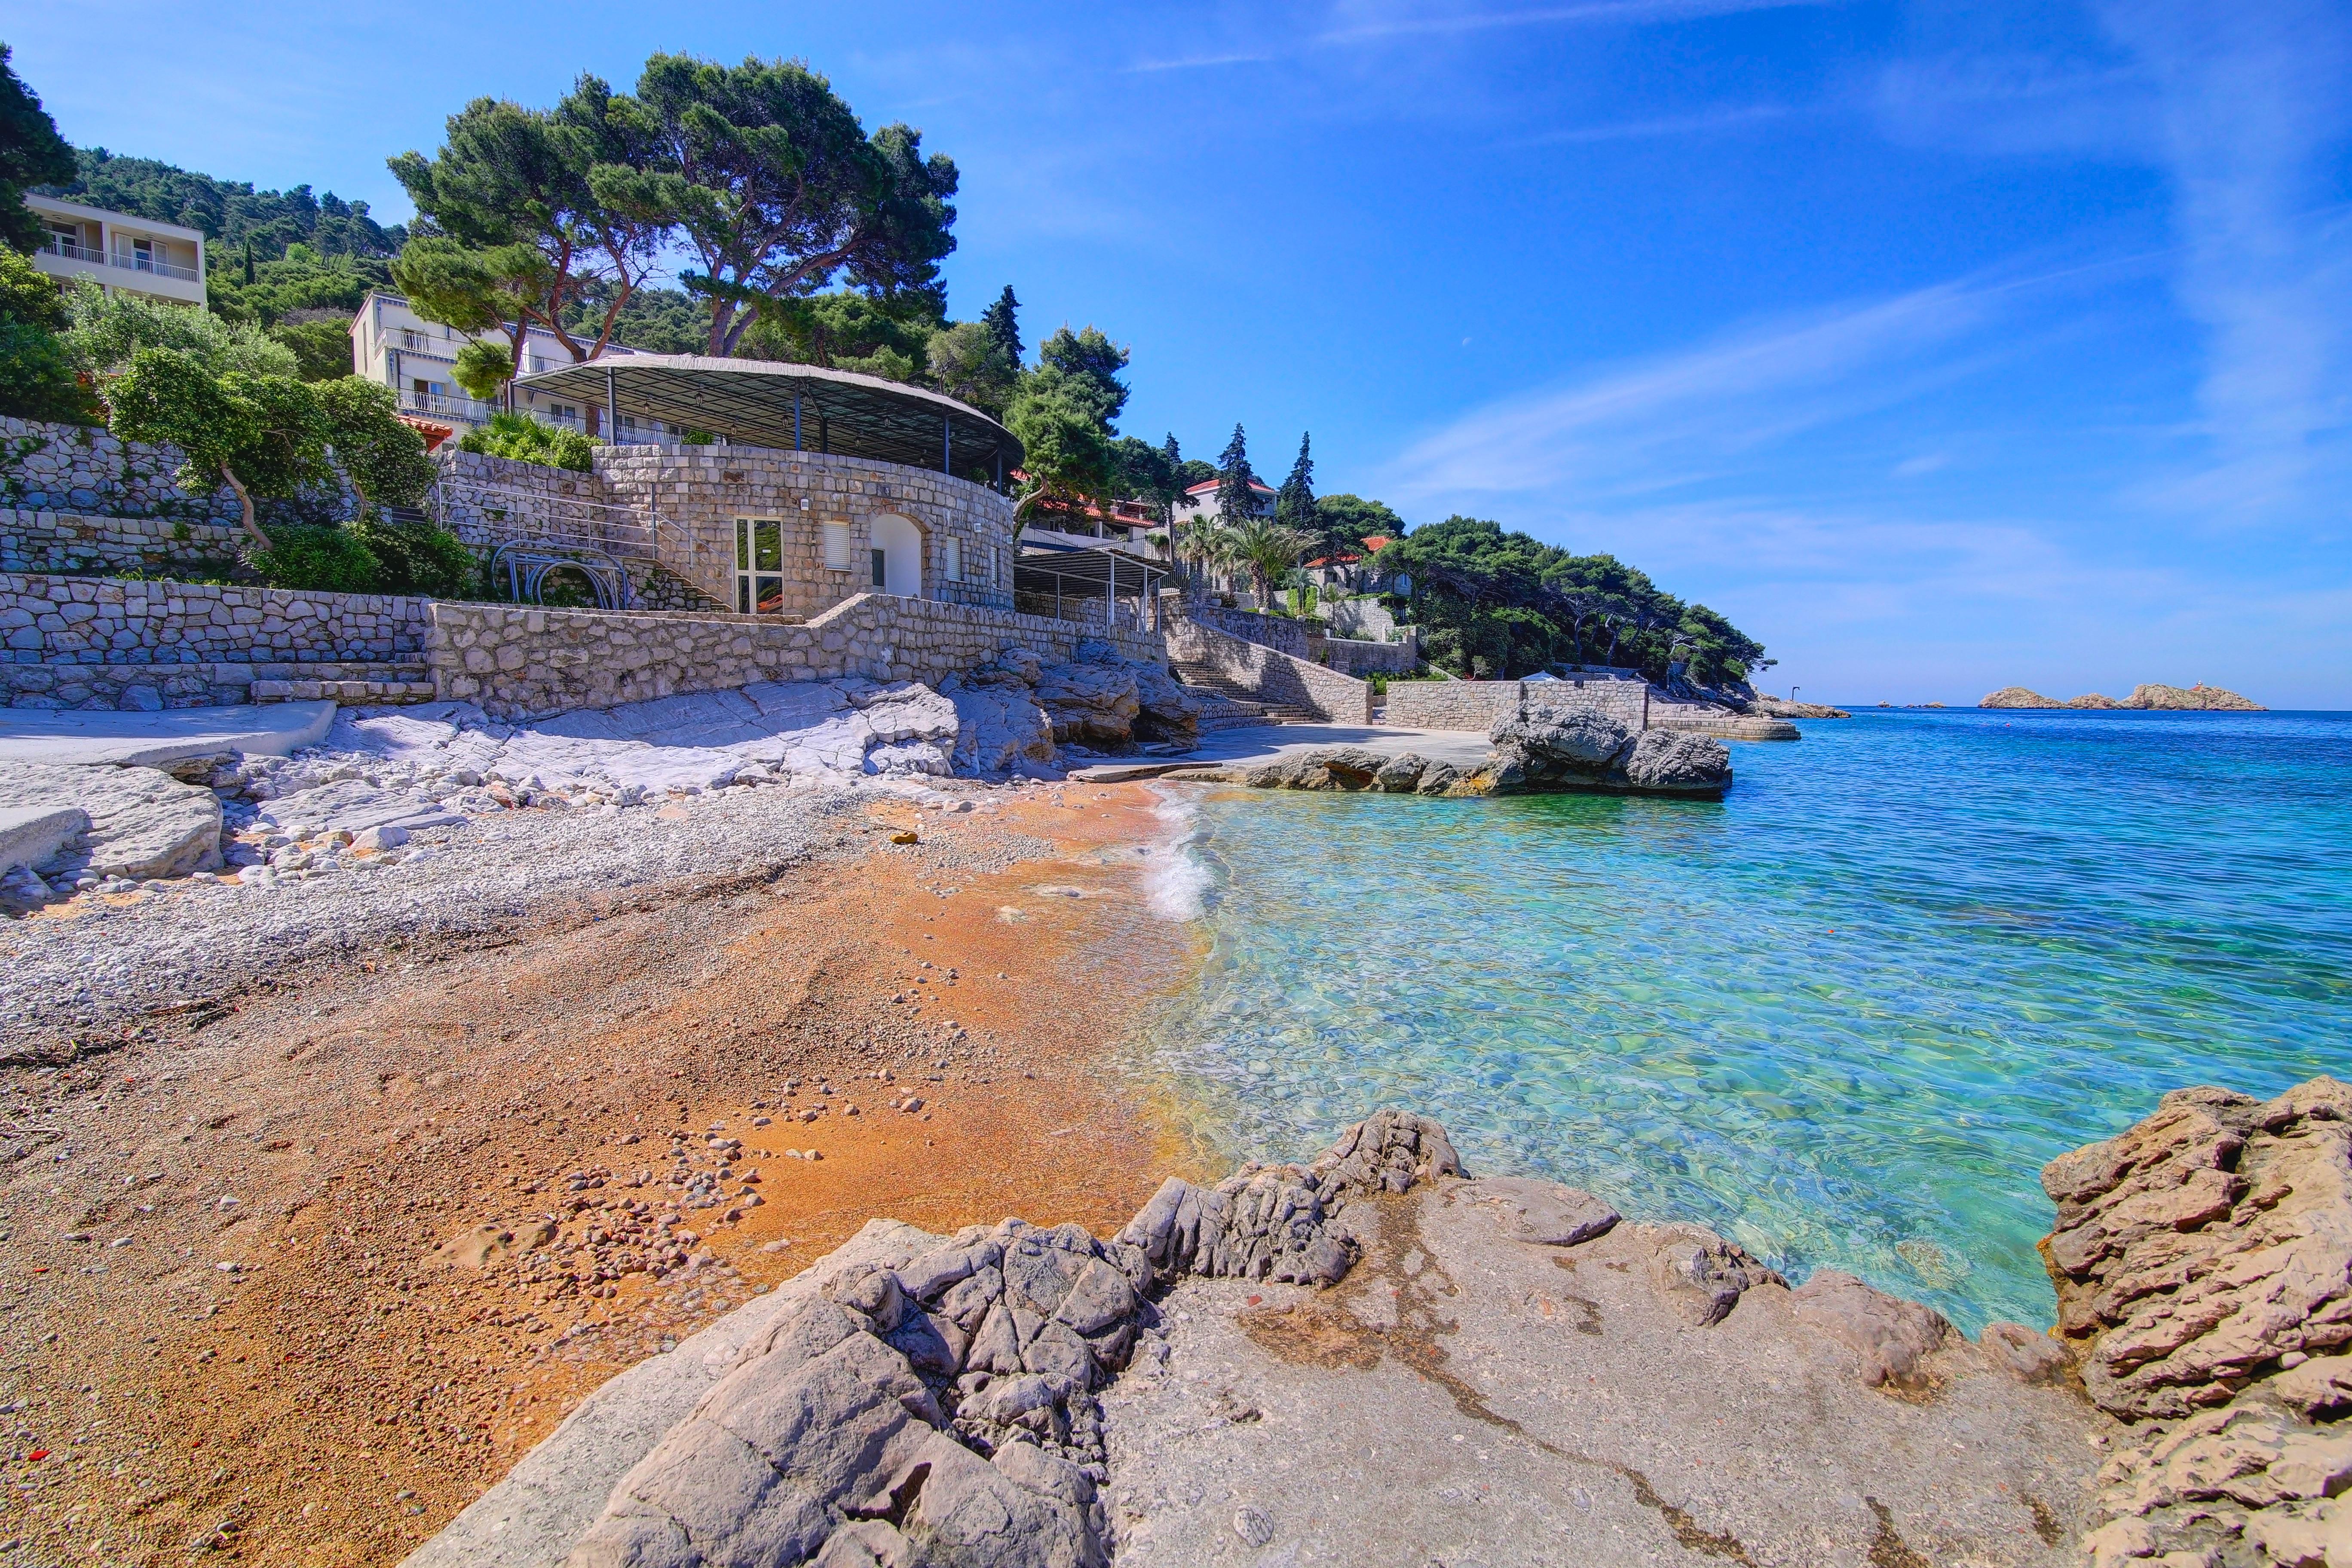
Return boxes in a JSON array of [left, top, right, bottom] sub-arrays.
[[981, 285, 1022, 367], [1215, 423, 1259, 527], [1275, 431, 1315, 533]]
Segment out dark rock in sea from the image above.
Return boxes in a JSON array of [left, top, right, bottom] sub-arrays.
[[1488, 699, 1733, 799]]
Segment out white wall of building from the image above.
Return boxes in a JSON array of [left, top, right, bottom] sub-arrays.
[[25, 194, 206, 307]]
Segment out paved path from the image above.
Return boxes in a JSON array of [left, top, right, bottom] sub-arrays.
[[1070, 723, 1490, 782], [0, 701, 337, 767]]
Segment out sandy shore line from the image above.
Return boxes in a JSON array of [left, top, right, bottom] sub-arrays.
[[0, 778, 1200, 1565]]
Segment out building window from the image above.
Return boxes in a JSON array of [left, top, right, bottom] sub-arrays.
[[736, 518, 785, 614], [943, 537, 962, 582], [871, 548, 887, 588], [822, 520, 851, 570]]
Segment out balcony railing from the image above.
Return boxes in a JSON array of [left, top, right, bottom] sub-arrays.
[[113, 250, 202, 282], [397, 387, 498, 426], [40, 236, 104, 264]]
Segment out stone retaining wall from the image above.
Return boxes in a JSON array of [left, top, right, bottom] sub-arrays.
[[1, 415, 356, 527], [4, 659, 426, 711], [1184, 602, 1312, 659], [1164, 613, 1373, 724], [0, 508, 251, 579], [0, 573, 428, 670], [1320, 634, 1420, 678], [427, 592, 1163, 720], [1387, 676, 1649, 732]]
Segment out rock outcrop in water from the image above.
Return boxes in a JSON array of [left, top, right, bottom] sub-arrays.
[[1981, 683, 2265, 712], [2043, 1077, 2352, 1567]]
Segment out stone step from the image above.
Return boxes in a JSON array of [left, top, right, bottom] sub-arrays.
[[250, 678, 439, 706]]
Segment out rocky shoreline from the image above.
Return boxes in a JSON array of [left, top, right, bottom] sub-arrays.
[[1981, 683, 2266, 712], [1162, 693, 1738, 801], [404, 1078, 2352, 1568]]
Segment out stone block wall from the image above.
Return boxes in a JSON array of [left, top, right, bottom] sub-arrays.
[[1386, 676, 1649, 732], [0, 508, 250, 579], [426, 591, 1162, 720], [5, 659, 425, 711], [1182, 602, 1313, 659], [1, 415, 355, 527], [1164, 613, 1373, 724], [0, 573, 428, 669], [1320, 635, 1420, 678], [595, 447, 1017, 618]]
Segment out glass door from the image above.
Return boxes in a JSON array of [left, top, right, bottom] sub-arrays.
[[735, 519, 784, 613]]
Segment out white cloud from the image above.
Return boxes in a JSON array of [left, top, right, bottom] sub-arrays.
[[1381, 281, 2006, 502], [2095, 0, 2352, 519]]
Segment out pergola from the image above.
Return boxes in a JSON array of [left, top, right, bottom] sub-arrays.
[[510, 355, 1023, 489], [1014, 538, 1171, 631]]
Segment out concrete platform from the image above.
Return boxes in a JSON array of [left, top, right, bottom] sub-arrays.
[[1069, 724, 1494, 783], [0, 700, 336, 767]]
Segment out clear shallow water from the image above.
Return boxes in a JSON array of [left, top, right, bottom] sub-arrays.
[[1136, 710, 2352, 1333]]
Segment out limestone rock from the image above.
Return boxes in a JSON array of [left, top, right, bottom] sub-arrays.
[[1619, 729, 1732, 793], [947, 685, 1056, 776], [1455, 1177, 1621, 1247], [1490, 703, 1634, 769], [2039, 1077, 2352, 1420], [1981, 686, 2058, 708], [1126, 658, 1203, 747], [1788, 1269, 1952, 1389], [1638, 1222, 1785, 1326], [2084, 1400, 2352, 1568], [0, 761, 221, 880], [2125, 682, 2265, 712], [1979, 1320, 2075, 1385], [1033, 662, 1140, 750]]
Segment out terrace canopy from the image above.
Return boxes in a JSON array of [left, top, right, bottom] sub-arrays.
[[511, 355, 1022, 489], [1014, 538, 1171, 631]]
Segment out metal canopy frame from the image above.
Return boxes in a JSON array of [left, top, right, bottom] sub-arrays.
[[510, 355, 1022, 487], [1014, 541, 1170, 631]]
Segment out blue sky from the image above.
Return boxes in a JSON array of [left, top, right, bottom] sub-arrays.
[[12, 2, 2350, 705]]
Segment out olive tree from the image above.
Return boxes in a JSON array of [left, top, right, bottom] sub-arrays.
[[105, 348, 330, 550]]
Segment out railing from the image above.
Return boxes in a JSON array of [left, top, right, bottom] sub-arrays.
[[112, 249, 202, 282], [431, 476, 678, 571], [397, 387, 498, 426], [40, 236, 103, 264]]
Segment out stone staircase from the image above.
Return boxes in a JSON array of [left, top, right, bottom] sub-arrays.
[[1171, 659, 1315, 725]]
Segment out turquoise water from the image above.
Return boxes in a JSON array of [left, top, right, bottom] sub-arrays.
[[1137, 710, 2352, 1332]]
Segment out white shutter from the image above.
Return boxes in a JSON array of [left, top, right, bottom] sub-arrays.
[[823, 520, 851, 570], [944, 538, 962, 582]]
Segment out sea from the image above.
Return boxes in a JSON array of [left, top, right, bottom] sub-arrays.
[[1134, 708, 2352, 1334]]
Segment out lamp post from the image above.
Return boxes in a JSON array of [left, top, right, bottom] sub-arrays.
[[1791, 686, 1800, 703]]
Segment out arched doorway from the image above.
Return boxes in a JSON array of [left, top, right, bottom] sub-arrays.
[[870, 513, 925, 598]]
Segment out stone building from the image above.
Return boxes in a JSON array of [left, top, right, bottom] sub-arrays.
[[451, 356, 1026, 621]]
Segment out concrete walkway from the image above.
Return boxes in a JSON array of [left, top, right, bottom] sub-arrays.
[[0, 701, 337, 767], [1069, 723, 1491, 782]]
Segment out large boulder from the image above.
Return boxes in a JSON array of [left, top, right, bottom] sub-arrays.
[[0, 762, 222, 882], [1127, 659, 1204, 747], [2040, 1078, 2352, 1421], [946, 684, 1056, 776], [1619, 728, 1732, 793], [1480, 698, 1733, 799], [1033, 661, 1140, 749]]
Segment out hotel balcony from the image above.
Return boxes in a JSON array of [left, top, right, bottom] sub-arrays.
[[26, 194, 207, 307]]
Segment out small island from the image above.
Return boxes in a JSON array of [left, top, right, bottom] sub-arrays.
[[1980, 682, 2265, 711]]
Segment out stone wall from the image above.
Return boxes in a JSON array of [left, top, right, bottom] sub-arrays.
[[1183, 603, 1312, 659], [0, 573, 428, 671], [0, 508, 250, 579], [4, 659, 425, 711], [1164, 613, 1373, 724], [1, 415, 355, 527], [595, 447, 1017, 618], [426, 591, 1163, 720], [1320, 634, 1420, 678], [1386, 676, 1651, 732]]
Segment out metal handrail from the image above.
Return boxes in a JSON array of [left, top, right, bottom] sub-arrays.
[[489, 541, 636, 611], [431, 476, 683, 574]]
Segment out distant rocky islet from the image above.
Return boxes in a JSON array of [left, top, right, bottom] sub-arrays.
[[1980, 682, 2265, 712]]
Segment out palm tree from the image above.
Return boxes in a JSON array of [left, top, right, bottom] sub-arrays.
[[1222, 515, 1316, 611], [1176, 512, 1229, 600]]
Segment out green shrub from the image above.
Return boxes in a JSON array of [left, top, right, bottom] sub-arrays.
[[246, 525, 382, 594], [351, 515, 478, 598], [457, 411, 597, 472]]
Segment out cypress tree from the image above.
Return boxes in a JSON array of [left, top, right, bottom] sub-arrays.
[[1275, 431, 1315, 533], [1215, 423, 1259, 524], [981, 285, 1022, 366]]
